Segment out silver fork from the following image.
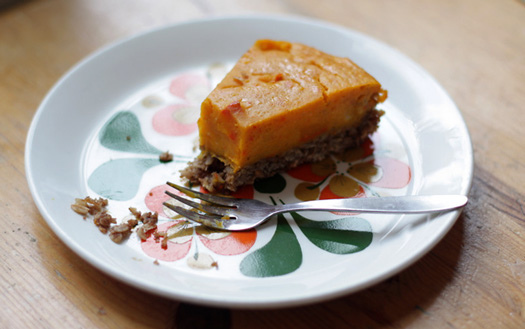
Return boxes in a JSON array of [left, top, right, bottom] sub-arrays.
[[163, 181, 468, 231]]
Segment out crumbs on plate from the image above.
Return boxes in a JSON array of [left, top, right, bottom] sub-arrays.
[[71, 196, 167, 245], [159, 150, 173, 163]]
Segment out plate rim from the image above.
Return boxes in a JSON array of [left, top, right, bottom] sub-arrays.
[[25, 14, 474, 308]]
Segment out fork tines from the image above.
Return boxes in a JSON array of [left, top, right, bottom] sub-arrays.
[[163, 181, 237, 227], [166, 181, 238, 207]]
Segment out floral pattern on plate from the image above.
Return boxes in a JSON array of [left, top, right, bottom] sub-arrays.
[[84, 66, 412, 278]]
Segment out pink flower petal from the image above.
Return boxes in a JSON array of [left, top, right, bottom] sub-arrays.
[[145, 184, 182, 217], [152, 104, 198, 136], [169, 73, 209, 99], [370, 157, 412, 188]]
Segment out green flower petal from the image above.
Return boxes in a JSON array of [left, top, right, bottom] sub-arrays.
[[291, 212, 372, 254], [100, 111, 161, 154], [88, 158, 160, 201], [254, 173, 286, 194], [240, 214, 302, 277]]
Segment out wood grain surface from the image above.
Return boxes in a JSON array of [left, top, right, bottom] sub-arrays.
[[1, 0, 524, 328]]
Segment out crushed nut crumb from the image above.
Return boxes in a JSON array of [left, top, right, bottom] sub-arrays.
[[129, 207, 158, 241], [72, 197, 116, 233], [153, 230, 167, 242], [159, 151, 173, 163], [108, 219, 137, 244], [71, 197, 108, 216], [93, 211, 117, 234], [161, 235, 169, 249]]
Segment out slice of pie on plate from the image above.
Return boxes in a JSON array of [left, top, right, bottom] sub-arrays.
[[181, 39, 387, 192]]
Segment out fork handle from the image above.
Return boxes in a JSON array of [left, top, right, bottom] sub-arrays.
[[277, 195, 468, 214]]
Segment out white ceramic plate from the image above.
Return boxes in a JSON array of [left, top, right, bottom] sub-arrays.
[[25, 15, 473, 308]]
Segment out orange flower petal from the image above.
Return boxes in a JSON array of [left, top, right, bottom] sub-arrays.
[[199, 230, 257, 256]]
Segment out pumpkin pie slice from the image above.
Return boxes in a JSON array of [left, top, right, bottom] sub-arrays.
[[181, 40, 386, 192]]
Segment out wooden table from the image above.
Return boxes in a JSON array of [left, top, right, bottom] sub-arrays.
[[1, 0, 524, 328]]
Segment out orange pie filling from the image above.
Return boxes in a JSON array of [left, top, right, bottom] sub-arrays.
[[182, 40, 387, 192]]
